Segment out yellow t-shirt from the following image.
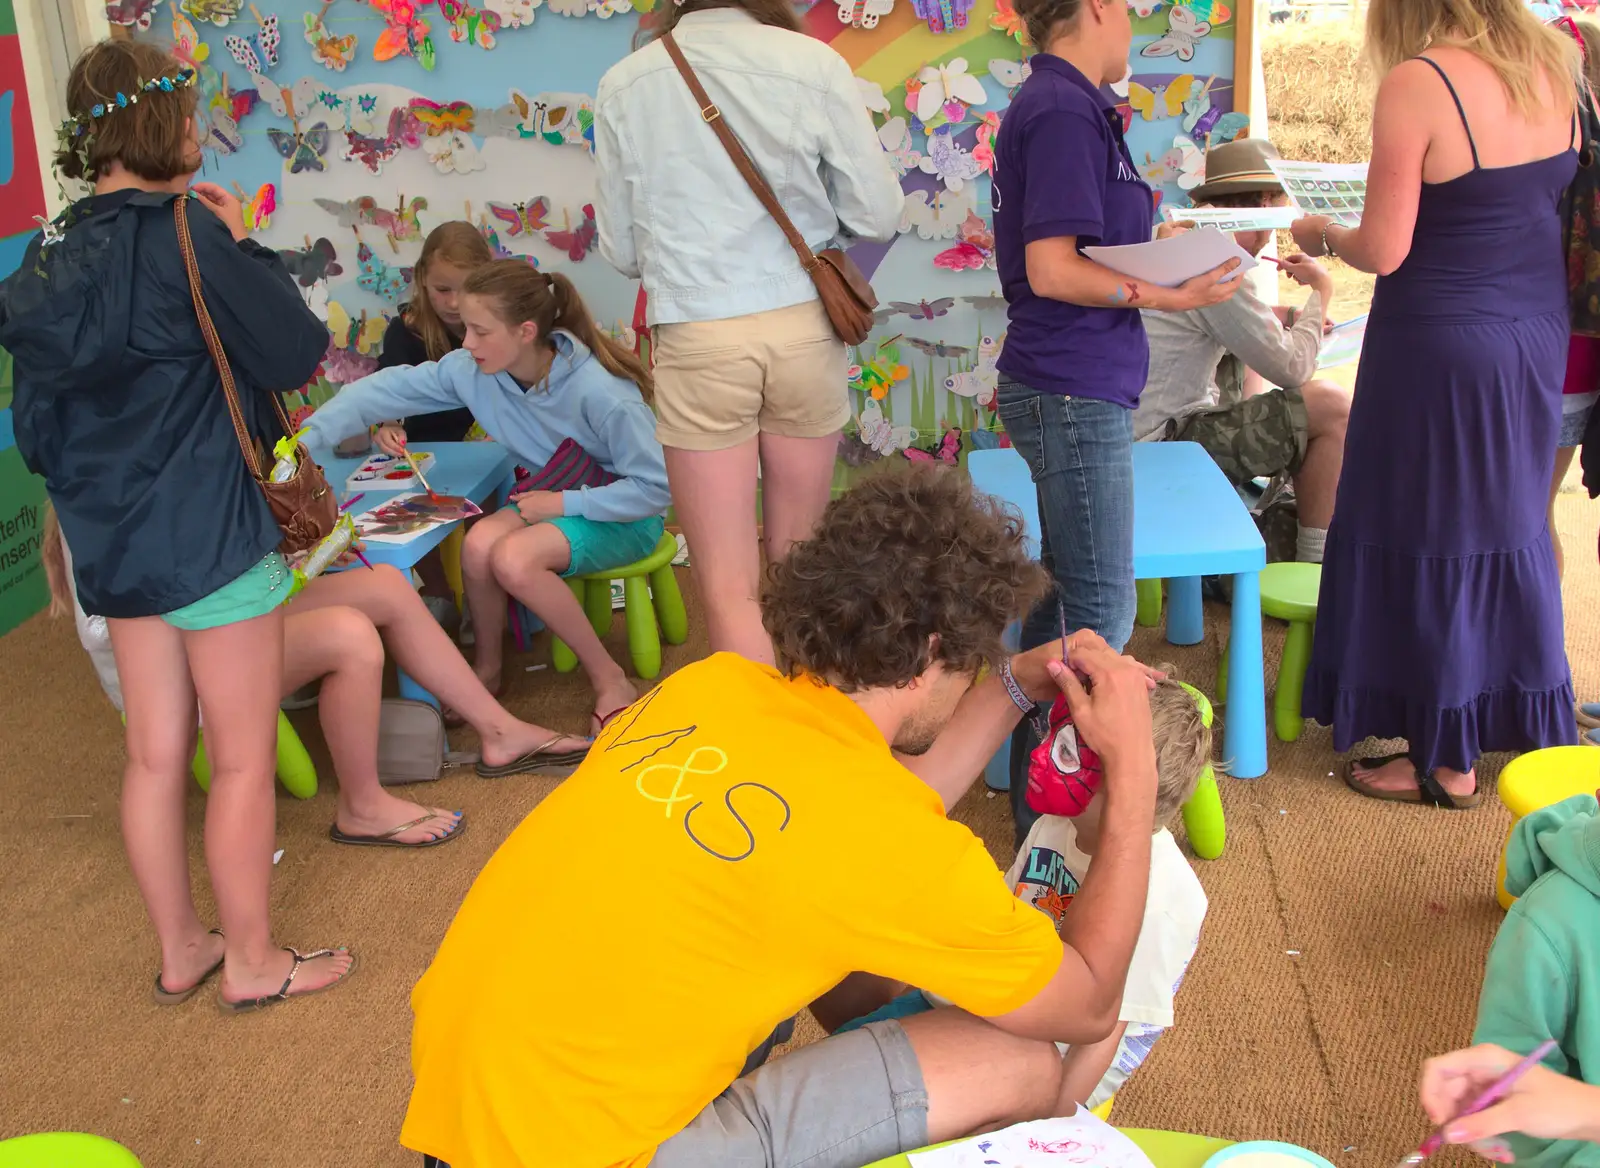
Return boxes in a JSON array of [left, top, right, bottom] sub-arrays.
[[401, 652, 1063, 1168]]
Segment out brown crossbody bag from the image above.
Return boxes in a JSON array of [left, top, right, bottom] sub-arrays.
[[660, 32, 878, 345], [174, 196, 338, 554]]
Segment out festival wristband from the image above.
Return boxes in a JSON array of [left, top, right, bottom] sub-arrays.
[[998, 657, 1036, 715]]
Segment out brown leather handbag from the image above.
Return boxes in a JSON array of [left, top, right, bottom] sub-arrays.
[[174, 196, 338, 555], [660, 32, 878, 346]]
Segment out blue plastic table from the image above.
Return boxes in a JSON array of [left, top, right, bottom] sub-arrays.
[[309, 439, 516, 708], [967, 443, 1268, 779]]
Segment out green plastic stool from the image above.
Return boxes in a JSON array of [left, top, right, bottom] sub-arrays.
[[0, 1133, 143, 1167], [551, 533, 689, 681], [1217, 561, 1320, 743], [192, 711, 318, 799], [1135, 578, 1164, 628], [1177, 682, 1226, 860]]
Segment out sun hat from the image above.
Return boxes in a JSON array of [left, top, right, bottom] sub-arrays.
[[1189, 138, 1285, 203]]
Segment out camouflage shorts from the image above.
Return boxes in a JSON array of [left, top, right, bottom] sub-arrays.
[[1167, 387, 1309, 482]]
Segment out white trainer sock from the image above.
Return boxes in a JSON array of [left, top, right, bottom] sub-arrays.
[[1296, 525, 1327, 564]]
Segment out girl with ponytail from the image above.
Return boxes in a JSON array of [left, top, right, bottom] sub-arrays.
[[301, 261, 670, 740]]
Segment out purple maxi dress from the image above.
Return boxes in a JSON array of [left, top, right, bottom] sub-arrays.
[[1303, 58, 1580, 779]]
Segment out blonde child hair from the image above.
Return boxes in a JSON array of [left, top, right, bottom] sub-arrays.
[[405, 221, 494, 361], [1149, 670, 1213, 827]]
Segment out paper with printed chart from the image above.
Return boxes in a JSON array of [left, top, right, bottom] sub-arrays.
[[1083, 227, 1257, 289], [907, 1112, 1157, 1168], [1269, 159, 1369, 227], [1160, 204, 1301, 233], [1317, 313, 1369, 371]]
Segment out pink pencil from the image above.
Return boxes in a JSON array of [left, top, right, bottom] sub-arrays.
[[352, 546, 376, 572], [1395, 1040, 1558, 1166], [341, 492, 365, 512]]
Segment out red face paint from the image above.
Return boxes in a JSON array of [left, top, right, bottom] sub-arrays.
[[1026, 696, 1105, 817]]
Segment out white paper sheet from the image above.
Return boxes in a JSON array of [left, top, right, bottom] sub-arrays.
[[1084, 227, 1257, 289], [907, 1112, 1157, 1168], [1269, 159, 1369, 227], [1317, 313, 1368, 370], [1160, 205, 1301, 232], [351, 492, 482, 545]]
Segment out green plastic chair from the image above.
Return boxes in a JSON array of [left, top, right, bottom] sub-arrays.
[[861, 1127, 1233, 1168], [551, 532, 689, 681], [1177, 682, 1226, 861], [1218, 562, 1320, 744], [121, 711, 317, 799], [0, 1133, 142, 1167]]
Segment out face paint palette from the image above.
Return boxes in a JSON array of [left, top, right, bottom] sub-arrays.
[[345, 450, 436, 492]]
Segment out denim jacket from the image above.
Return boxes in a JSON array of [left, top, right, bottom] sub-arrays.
[[594, 8, 904, 325]]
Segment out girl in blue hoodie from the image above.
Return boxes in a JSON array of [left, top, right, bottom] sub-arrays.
[[303, 261, 669, 737]]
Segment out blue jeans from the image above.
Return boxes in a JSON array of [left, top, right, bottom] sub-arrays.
[[994, 377, 1135, 847]]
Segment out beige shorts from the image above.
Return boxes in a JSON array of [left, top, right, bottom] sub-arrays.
[[651, 300, 851, 451]]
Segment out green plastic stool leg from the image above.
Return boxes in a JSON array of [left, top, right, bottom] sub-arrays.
[[650, 563, 689, 646], [1181, 766, 1226, 860], [1216, 639, 1229, 706], [193, 732, 211, 791], [1275, 618, 1314, 742], [625, 575, 662, 678], [1135, 578, 1163, 628], [193, 712, 316, 798], [584, 577, 614, 637], [551, 579, 587, 674]]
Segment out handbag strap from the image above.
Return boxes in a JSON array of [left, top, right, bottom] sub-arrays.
[[172, 195, 295, 478], [659, 32, 819, 274]]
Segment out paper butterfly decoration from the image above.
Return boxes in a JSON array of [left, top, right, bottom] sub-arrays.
[[282, 237, 343, 286], [198, 106, 244, 153], [507, 91, 593, 148], [478, 219, 540, 268], [546, 0, 586, 14], [316, 195, 428, 248], [425, 131, 485, 174], [974, 110, 1001, 173], [1170, 135, 1205, 189], [107, 0, 164, 30], [255, 74, 318, 119], [849, 339, 910, 400], [487, 198, 552, 236], [963, 293, 1007, 311], [171, 10, 210, 67], [943, 332, 1004, 407], [1126, 74, 1196, 121], [857, 78, 891, 115], [857, 400, 917, 456], [371, 0, 436, 70], [885, 297, 955, 320], [898, 188, 973, 240], [904, 426, 962, 464], [305, 9, 358, 70], [1207, 110, 1249, 147], [438, 0, 500, 47], [989, 56, 1031, 97], [1181, 76, 1222, 139], [225, 13, 281, 76], [237, 182, 276, 231], [918, 126, 982, 193], [340, 107, 423, 175], [914, 58, 987, 125], [934, 210, 996, 272], [909, 0, 972, 34], [267, 122, 331, 173], [323, 341, 379, 385], [589, 0, 631, 17], [356, 242, 414, 302], [545, 205, 598, 263], [989, 0, 1026, 44], [301, 279, 330, 321], [837, 0, 893, 28], [327, 301, 388, 355], [904, 337, 970, 358], [179, 0, 239, 26], [483, 0, 540, 27], [1128, 0, 1163, 15], [410, 98, 476, 136], [1142, 4, 1211, 61], [877, 117, 922, 178]]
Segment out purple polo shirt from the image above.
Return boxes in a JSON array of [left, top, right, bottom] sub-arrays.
[[993, 54, 1154, 407]]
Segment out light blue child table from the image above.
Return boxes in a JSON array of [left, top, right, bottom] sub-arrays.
[[309, 439, 516, 709], [967, 442, 1268, 780]]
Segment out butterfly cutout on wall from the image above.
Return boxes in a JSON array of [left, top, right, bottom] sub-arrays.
[[487, 197, 552, 236], [339, 106, 423, 175], [934, 210, 996, 272], [179, 0, 239, 27], [989, 56, 1031, 97], [885, 297, 956, 320], [918, 126, 982, 193], [1144, 135, 1205, 190], [356, 241, 414, 302], [857, 78, 892, 115], [974, 111, 1001, 174], [1128, 0, 1164, 15], [327, 301, 388, 355], [425, 131, 485, 174], [438, 0, 499, 47], [904, 337, 971, 358], [255, 74, 318, 120], [267, 122, 331, 173], [963, 293, 1007, 311], [546, 0, 587, 15], [1142, 4, 1211, 61], [107, 0, 164, 29], [198, 106, 244, 153], [857, 400, 918, 456], [914, 58, 987, 125], [989, 0, 1026, 43], [476, 216, 540, 268], [545, 205, 598, 262], [323, 342, 379, 386], [837, 0, 893, 28], [943, 332, 1004, 407], [508, 91, 593, 147], [316, 195, 428, 249], [483, 0, 539, 28], [371, 0, 436, 70], [908, 0, 972, 35], [1180, 75, 1222, 138], [1207, 110, 1249, 147], [904, 427, 962, 464], [305, 4, 358, 70], [849, 338, 910, 401], [225, 8, 280, 76], [282, 237, 343, 286], [1126, 74, 1196, 122], [877, 117, 923, 178], [898, 188, 973, 240], [233, 182, 276, 231], [410, 99, 476, 136], [171, 9, 210, 67]]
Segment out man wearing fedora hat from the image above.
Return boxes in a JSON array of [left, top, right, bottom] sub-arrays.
[[1133, 138, 1353, 565]]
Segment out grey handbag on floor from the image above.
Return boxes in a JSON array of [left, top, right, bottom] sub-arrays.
[[378, 698, 477, 785]]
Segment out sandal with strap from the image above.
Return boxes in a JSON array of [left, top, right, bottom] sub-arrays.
[[327, 810, 464, 849], [153, 928, 225, 1005], [218, 946, 357, 1014], [475, 733, 592, 779], [1343, 753, 1481, 810]]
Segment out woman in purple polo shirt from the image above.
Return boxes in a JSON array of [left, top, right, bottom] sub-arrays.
[[995, 0, 1241, 842]]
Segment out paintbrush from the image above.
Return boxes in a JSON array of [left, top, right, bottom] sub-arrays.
[[1394, 1040, 1558, 1167], [402, 447, 442, 503]]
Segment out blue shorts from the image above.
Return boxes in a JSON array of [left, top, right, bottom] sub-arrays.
[[162, 552, 291, 631], [832, 989, 934, 1035], [546, 514, 665, 578]]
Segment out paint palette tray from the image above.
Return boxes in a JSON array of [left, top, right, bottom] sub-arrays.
[[346, 451, 436, 492]]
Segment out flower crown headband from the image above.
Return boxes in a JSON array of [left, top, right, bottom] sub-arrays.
[[53, 65, 199, 170]]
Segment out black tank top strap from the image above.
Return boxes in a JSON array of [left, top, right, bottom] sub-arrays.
[[1416, 55, 1482, 169]]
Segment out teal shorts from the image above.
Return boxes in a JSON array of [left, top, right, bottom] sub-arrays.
[[162, 552, 291, 631], [547, 514, 665, 578]]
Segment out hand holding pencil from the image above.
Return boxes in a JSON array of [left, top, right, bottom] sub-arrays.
[[1418, 1044, 1600, 1152]]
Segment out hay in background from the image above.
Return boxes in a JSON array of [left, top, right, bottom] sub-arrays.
[[1262, 20, 1372, 165]]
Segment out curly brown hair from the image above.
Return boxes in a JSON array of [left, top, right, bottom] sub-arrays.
[[761, 465, 1051, 693]]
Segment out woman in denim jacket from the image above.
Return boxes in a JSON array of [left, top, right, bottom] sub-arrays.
[[594, 0, 903, 663]]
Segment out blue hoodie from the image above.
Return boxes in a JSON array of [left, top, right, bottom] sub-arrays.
[[302, 331, 669, 526]]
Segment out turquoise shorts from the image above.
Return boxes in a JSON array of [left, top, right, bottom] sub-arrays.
[[546, 514, 665, 578], [162, 552, 291, 631]]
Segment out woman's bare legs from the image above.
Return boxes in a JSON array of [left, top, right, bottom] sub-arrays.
[[757, 431, 839, 564], [487, 521, 637, 733], [298, 564, 587, 766], [109, 616, 221, 994], [1550, 446, 1577, 579], [461, 509, 523, 692], [283, 605, 460, 844], [664, 441, 770, 664]]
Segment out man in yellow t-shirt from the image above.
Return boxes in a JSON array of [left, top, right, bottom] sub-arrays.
[[403, 467, 1166, 1168]]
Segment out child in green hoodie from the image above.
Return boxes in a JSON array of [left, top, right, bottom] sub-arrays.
[[1472, 792, 1600, 1168]]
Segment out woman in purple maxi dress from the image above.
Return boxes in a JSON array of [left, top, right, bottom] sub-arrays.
[[1291, 18, 1581, 809]]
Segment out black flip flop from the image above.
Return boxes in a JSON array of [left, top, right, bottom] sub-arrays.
[[153, 928, 225, 1005], [327, 810, 464, 848], [1343, 753, 1481, 810], [476, 734, 592, 779]]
